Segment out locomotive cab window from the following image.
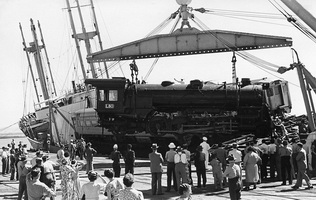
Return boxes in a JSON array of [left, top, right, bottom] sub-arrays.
[[267, 88, 274, 97], [99, 90, 105, 101], [98, 89, 118, 102], [109, 90, 118, 101]]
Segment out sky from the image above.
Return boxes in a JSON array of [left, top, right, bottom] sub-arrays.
[[1, 0, 316, 131]]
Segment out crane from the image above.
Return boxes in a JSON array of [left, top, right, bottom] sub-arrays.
[[276, 0, 316, 132]]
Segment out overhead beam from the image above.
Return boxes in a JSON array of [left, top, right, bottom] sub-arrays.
[[87, 28, 292, 62]]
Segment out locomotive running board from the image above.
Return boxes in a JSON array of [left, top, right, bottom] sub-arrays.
[[87, 28, 292, 62]]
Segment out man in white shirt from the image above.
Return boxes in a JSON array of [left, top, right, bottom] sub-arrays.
[[259, 140, 269, 180], [228, 143, 242, 166], [1, 147, 8, 175], [31, 151, 43, 167], [228, 143, 242, 183], [174, 146, 188, 188], [42, 155, 56, 197], [182, 144, 192, 185], [200, 137, 210, 169]]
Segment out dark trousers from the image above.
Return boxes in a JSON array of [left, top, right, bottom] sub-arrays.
[[188, 162, 193, 185], [166, 162, 177, 191], [86, 158, 93, 173], [196, 166, 206, 187], [281, 156, 292, 184], [228, 176, 241, 200], [269, 154, 276, 179], [2, 158, 7, 174], [151, 172, 162, 195], [125, 163, 134, 174], [10, 164, 15, 180], [261, 154, 269, 179], [276, 155, 282, 180], [113, 163, 121, 177], [292, 153, 298, 176], [18, 176, 28, 200], [6, 157, 9, 174], [295, 168, 311, 187], [15, 161, 19, 180]]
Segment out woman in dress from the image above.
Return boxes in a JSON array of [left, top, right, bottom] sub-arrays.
[[104, 169, 124, 200], [60, 158, 77, 200], [243, 146, 261, 191], [118, 173, 144, 200], [80, 170, 107, 200], [70, 160, 84, 198]]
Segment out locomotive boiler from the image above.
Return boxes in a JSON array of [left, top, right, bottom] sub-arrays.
[[85, 77, 291, 144]]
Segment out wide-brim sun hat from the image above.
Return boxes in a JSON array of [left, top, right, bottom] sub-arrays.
[[176, 146, 183, 152], [227, 154, 236, 163], [168, 142, 176, 149], [151, 143, 159, 149]]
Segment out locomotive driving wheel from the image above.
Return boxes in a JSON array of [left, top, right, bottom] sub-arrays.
[[147, 116, 167, 136]]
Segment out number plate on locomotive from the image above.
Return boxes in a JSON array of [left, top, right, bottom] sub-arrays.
[[105, 104, 114, 109]]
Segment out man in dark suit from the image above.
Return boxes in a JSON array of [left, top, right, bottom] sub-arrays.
[[124, 144, 135, 174], [149, 143, 164, 195], [292, 142, 313, 190]]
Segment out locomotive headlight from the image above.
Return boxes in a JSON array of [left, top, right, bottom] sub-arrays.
[[176, 0, 192, 5]]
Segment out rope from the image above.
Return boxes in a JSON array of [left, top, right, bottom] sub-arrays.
[[191, 16, 282, 73], [269, 0, 316, 44], [143, 11, 182, 81]]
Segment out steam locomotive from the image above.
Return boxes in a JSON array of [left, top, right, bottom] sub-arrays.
[[85, 77, 291, 144]]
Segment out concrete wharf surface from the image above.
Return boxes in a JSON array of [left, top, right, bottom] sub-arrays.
[[1, 152, 316, 199]]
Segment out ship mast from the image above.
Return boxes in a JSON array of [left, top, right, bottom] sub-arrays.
[[75, 0, 97, 78], [29, 18, 50, 101], [19, 23, 40, 103], [65, 0, 87, 80], [65, 0, 109, 80], [89, 0, 109, 78], [37, 20, 57, 97]]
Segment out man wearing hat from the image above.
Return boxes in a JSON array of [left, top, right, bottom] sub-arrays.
[[149, 143, 164, 195], [174, 146, 189, 188], [31, 157, 45, 183], [31, 151, 43, 167], [200, 137, 210, 169], [165, 142, 177, 192], [194, 145, 207, 188], [42, 155, 56, 199], [229, 143, 242, 166], [17, 155, 31, 200], [26, 168, 56, 199], [110, 144, 122, 177], [84, 142, 97, 175], [223, 154, 242, 200], [292, 142, 313, 190]]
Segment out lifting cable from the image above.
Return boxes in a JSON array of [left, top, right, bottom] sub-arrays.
[[144, 9, 182, 82], [192, 16, 280, 73], [269, 0, 316, 44]]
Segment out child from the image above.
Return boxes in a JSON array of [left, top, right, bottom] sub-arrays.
[[175, 183, 192, 200], [223, 154, 241, 200], [210, 153, 223, 190]]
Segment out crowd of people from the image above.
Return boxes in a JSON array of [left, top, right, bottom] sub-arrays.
[[1, 129, 316, 200], [145, 129, 316, 200], [0, 139, 144, 200]]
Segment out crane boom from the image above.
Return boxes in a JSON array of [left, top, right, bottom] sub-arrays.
[[87, 28, 292, 62]]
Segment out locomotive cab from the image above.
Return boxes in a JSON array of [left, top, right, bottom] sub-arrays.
[[85, 78, 126, 114]]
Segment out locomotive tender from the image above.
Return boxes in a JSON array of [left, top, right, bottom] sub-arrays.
[[85, 77, 291, 144]]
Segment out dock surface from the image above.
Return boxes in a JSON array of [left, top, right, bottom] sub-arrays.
[[1, 152, 316, 199]]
